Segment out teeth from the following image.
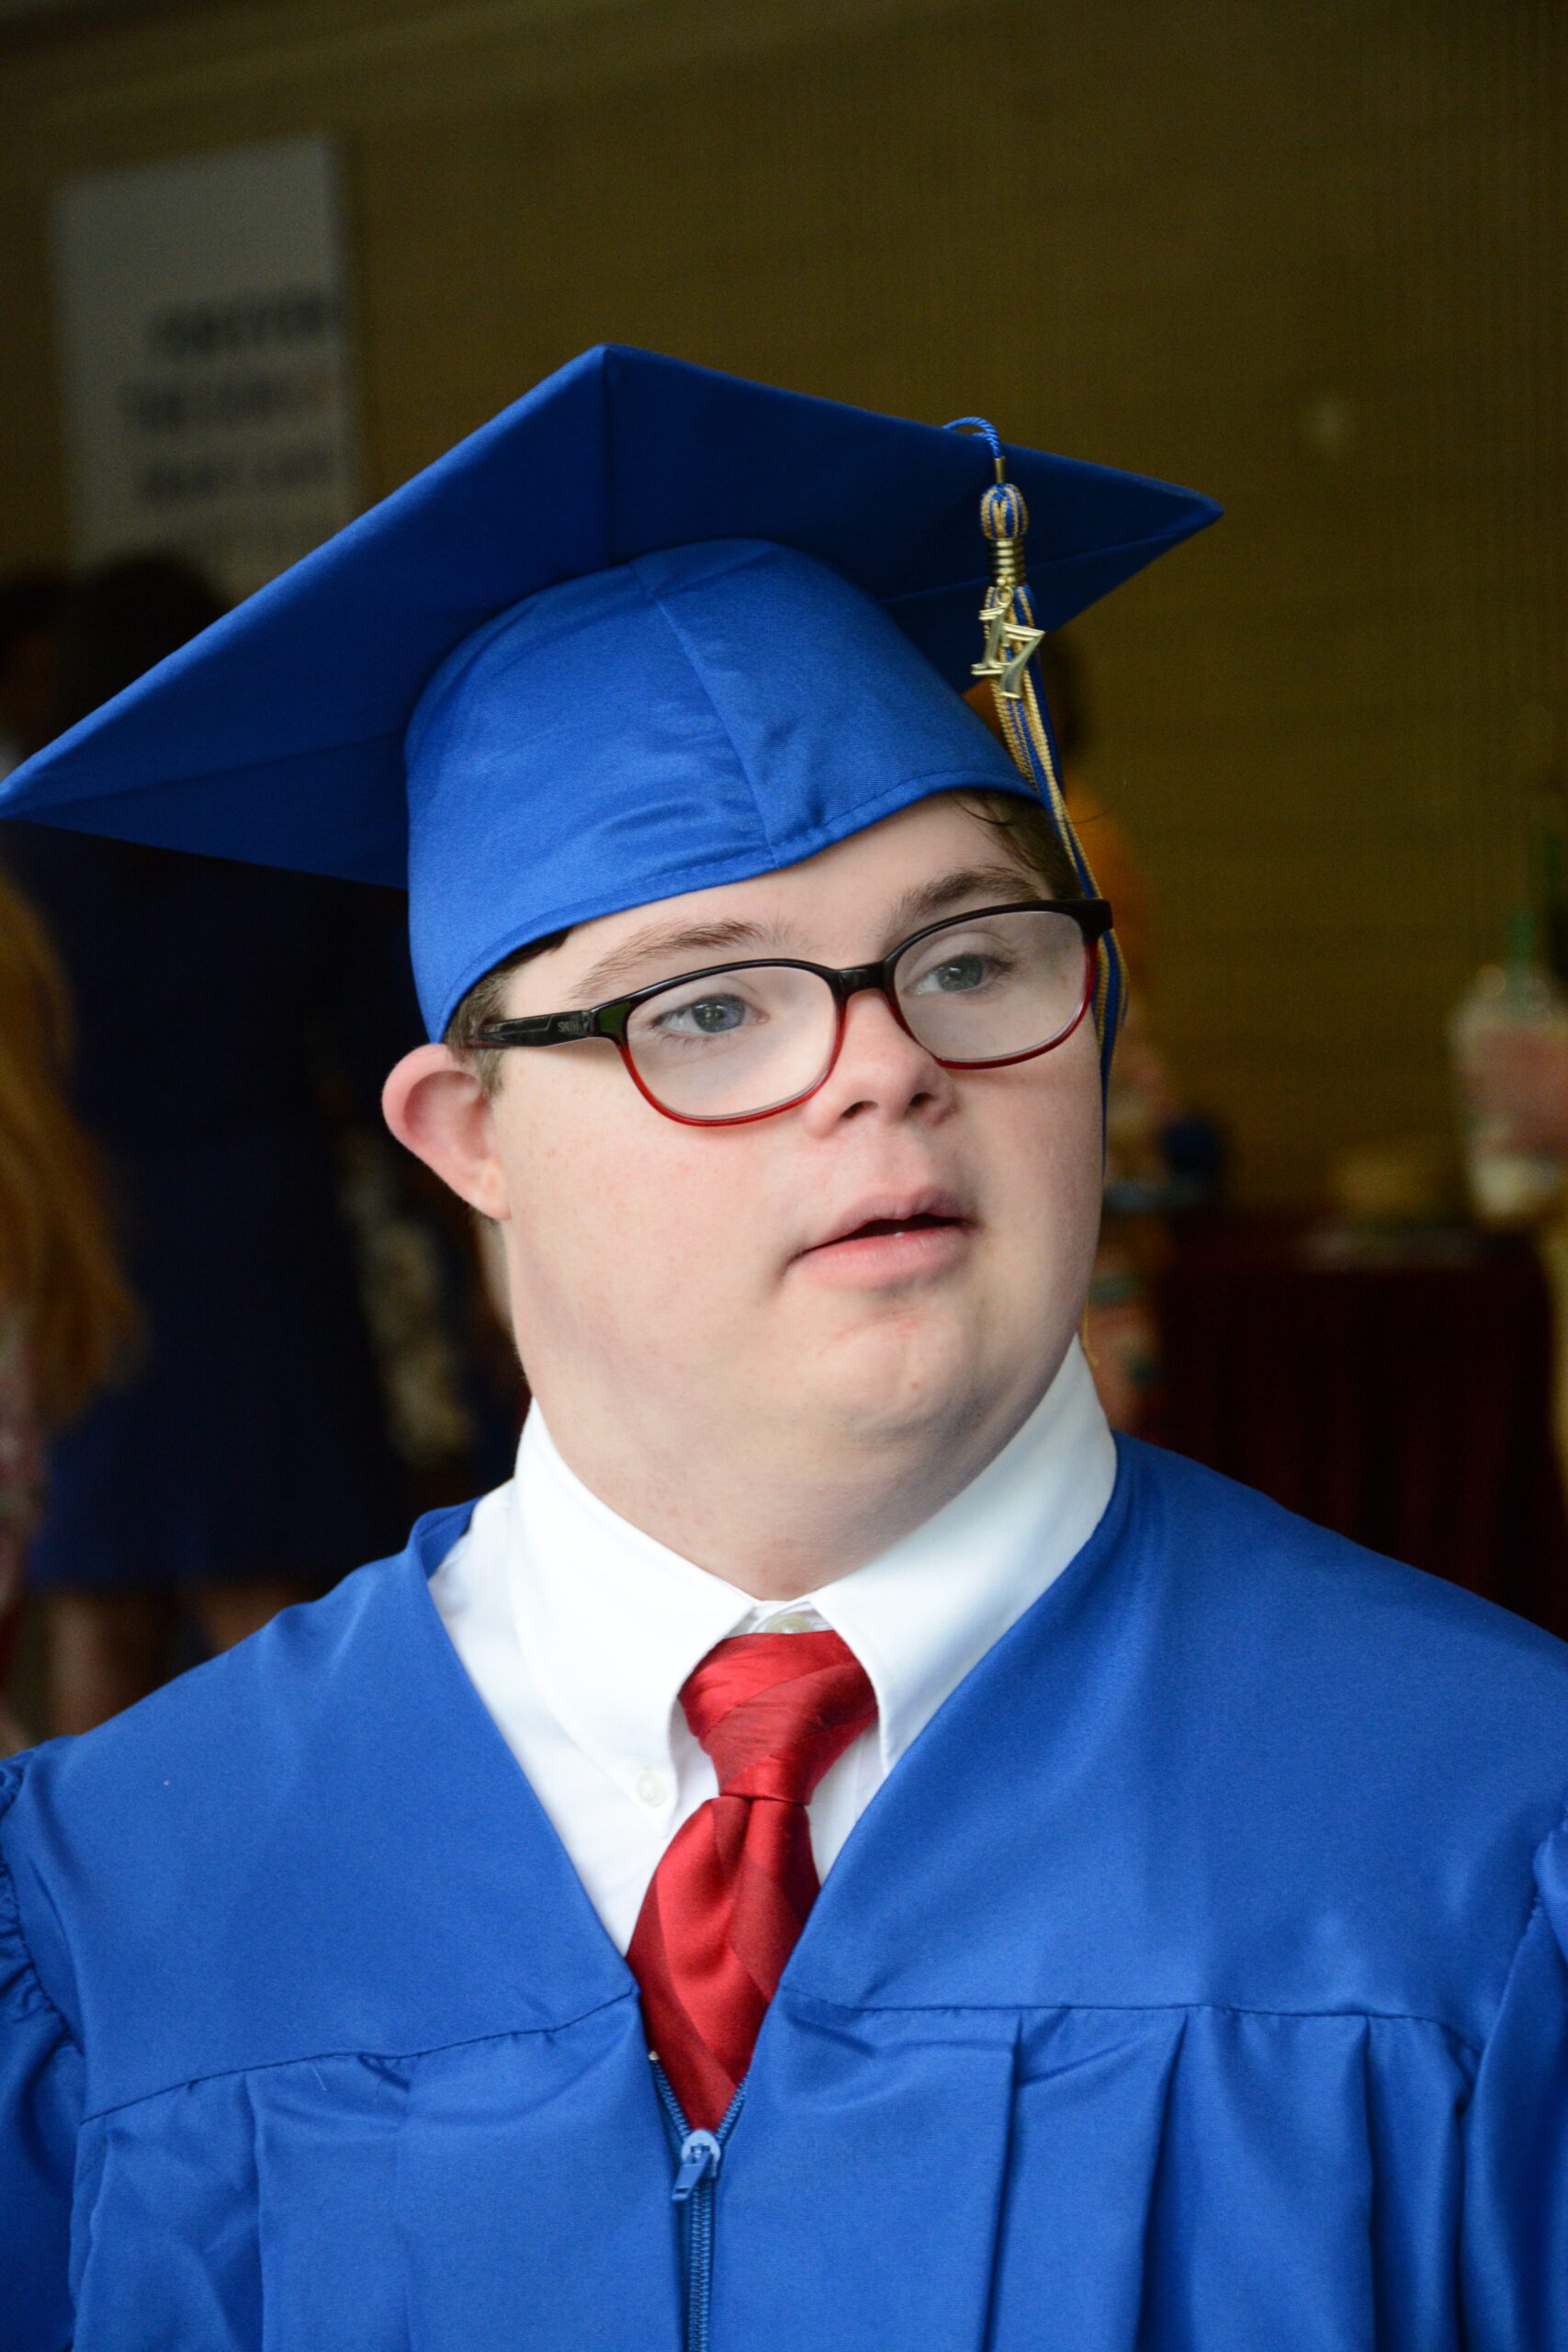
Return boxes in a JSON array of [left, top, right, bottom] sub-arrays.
[[847, 1215, 950, 1239]]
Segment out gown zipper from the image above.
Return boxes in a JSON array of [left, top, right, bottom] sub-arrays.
[[652, 2061, 745, 2352]]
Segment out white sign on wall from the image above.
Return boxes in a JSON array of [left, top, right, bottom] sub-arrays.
[[51, 136, 360, 601]]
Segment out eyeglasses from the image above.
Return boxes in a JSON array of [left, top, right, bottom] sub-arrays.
[[474, 898, 1112, 1127]]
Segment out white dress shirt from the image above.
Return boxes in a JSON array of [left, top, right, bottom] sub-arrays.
[[431, 1339, 1116, 1951]]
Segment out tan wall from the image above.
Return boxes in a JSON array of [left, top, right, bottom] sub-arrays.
[[3, 0, 1563, 1203]]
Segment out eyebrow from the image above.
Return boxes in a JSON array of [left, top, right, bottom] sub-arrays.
[[570, 863, 1042, 1003], [884, 864, 1043, 933], [570, 919, 775, 1002]]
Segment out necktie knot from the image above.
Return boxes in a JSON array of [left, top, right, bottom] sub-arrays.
[[679, 1629, 877, 1805]]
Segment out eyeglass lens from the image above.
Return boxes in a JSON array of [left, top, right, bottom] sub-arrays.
[[622, 907, 1092, 1121]]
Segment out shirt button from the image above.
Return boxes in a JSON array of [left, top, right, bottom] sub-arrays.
[[636, 1769, 669, 1809], [768, 1610, 819, 1633]]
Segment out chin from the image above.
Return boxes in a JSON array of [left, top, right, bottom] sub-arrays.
[[803, 1314, 1008, 1455]]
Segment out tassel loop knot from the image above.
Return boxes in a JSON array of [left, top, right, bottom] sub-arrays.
[[979, 478, 1030, 545]]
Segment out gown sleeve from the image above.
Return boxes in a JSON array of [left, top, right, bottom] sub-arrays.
[[0, 1755, 83, 2352], [1461, 1797, 1568, 2348]]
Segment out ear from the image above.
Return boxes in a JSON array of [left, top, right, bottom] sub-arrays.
[[382, 1044, 512, 1221]]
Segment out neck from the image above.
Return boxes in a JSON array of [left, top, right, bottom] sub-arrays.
[[525, 1352, 1073, 1602]]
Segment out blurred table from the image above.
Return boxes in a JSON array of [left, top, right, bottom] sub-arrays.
[[1155, 1217, 1568, 1636]]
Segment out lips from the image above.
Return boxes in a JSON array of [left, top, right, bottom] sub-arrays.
[[798, 1189, 971, 1260]]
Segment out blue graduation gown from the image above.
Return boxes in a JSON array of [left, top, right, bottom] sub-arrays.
[[4, 1436, 1568, 2350]]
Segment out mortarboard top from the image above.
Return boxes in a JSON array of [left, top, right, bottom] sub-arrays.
[[0, 345, 1218, 1036]]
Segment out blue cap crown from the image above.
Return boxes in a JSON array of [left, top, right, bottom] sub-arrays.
[[408, 537, 1034, 1031]]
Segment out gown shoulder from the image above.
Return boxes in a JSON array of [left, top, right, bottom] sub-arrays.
[[1124, 1430, 1568, 1720], [799, 1436, 1568, 2045], [0, 1504, 632, 2120]]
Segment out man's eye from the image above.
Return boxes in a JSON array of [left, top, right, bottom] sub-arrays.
[[912, 953, 998, 995], [659, 993, 751, 1035]]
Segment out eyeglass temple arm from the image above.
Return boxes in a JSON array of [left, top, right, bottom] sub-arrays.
[[473, 1007, 615, 1049]]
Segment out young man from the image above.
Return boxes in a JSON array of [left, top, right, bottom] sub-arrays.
[[2, 347, 1565, 2351]]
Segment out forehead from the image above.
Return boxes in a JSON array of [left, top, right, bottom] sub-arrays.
[[508, 796, 1034, 1007]]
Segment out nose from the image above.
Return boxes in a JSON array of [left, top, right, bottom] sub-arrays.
[[796, 980, 955, 1134]]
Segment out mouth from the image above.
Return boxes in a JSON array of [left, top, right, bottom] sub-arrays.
[[829, 1211, 964, 1243], [794, 1194, 974, 1284]]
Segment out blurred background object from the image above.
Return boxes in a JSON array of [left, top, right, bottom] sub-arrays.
[[0, 863, 134, 1753], [1156, 1212, 1568, 1634], [1327, 1138, 1456, 1233], [1, 0, 1567, 1709], [1452, 918, 1568, 1227], [48, 133, 360, 599], [0, 571, 66, 778]]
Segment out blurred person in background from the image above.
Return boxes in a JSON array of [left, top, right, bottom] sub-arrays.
[[0, 572, 67, 782], [2, 555, 421, 1733], [0, 867, 132, 1753]]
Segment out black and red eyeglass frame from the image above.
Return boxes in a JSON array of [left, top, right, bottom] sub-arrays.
[[472, 897, 1114, 1128]]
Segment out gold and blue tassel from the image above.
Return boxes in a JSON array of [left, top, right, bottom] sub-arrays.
[[947, 414, 1127, 1091]]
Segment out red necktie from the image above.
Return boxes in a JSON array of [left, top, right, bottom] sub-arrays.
[[626, 1629, 877, 2129]]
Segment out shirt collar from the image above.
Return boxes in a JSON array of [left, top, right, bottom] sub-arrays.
[[507, 1340, 1116, 1808]]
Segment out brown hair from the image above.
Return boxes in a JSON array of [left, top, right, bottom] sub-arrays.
[[0, 870, 135, 1424], [446, 785, 1083, 1094]]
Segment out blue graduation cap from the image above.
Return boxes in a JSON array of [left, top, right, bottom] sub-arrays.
[[0, 345, 1217, 1038]]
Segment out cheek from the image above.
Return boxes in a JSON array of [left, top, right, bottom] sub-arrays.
[[491, 1066, 764, 1349], [982, 1051, 1102, 1263]]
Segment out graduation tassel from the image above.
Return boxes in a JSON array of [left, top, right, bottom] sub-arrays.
[[947, 416, 1128, 1092]]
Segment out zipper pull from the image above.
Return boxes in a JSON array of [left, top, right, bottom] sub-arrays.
[[671, 2129, 723, 2204]]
